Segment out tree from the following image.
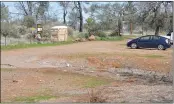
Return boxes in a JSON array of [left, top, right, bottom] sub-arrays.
[[73, 1, 83, 32], [87, 2, 124, 35], [23, 16, 35, 28], [59, 1, 70, 25], [1, 2, 9, 22], [85, 18, 97, 35], [68, 10, 79, 30], [138, 1, 172, 35], [124, 1, 137, 35], [1, 22, 9, 46], [15, 2, 49, 25], [1, 22, 20, 46], [35, 2, 49, 23], [1, 3, 9, 46], [136, 2, 151, 35]]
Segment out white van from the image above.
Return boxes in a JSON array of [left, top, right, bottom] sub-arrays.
[[161, 32, 173, 44]]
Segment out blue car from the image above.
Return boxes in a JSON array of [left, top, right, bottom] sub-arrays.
[[127, 35, 171, 50]]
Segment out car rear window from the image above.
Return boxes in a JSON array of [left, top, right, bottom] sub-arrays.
[[139, 36, 150, 41], [153, 36, 160, 40]]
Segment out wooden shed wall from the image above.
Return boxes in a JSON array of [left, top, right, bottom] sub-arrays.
[[51, 28, 68, 41]]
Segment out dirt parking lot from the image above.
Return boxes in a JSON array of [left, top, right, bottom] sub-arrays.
[[1, 41, 173, 103]]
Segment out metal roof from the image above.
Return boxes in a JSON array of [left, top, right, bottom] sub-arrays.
[[51, 26, 68, 29]]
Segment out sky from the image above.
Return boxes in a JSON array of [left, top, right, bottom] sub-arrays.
[[3, 1, 122, 23], [3, 2, 64, 20], [3, 2, 95, 21]]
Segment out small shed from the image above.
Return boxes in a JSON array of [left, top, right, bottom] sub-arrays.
[[51, 26, 68, 42]]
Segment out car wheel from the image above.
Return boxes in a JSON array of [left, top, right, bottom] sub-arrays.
[[131, 43, 137, 49], [158, 44, 165, 50]]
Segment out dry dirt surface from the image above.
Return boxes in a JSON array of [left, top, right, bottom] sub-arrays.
[[1, 41, 173, 103]]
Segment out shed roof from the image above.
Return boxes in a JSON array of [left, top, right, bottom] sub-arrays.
[[51, 26, 68, 29]]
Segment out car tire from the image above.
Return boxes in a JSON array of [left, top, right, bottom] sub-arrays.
[[131, 43, 137, 49], [158, 44, 165, 50]]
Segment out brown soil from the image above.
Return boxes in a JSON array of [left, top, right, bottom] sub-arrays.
[[1, 41, 173, 103]]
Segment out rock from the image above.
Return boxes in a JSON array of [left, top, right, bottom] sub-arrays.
[[80, 38, 86, 42], [63, 70, 67, 72], [75, 38, 80, 42], [12, 80, 18, 83], [66, 63, 70, 67], [88, 35, 95, 41]]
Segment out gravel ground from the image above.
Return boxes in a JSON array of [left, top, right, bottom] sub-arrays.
[[1, 41, 173, 103]]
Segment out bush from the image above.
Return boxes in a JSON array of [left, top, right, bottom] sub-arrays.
[[110, 31, 120, 36], [42, 26, 51, 39], [95, 36, 101, 40], [23, 16, 35, 28], [89, 89, 107, 103], [1, 23, 20, 38], [95, 31, 106, 37], [78, 33, 89, 39], [18, 26, 27, 35], [96, 36, 124, 41], [67, 27, 74, 36]]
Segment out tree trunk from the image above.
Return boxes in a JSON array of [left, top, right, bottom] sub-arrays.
[[130, 22, 132, 35], [155, 26, 160, 35], [27, 1, 32, 16], [30, 36, 32, 44], [118, 28, 121, 36], [63, 10, 67, 24], [78, 2, 83, 32], [5, 36, 7, 46], [142, 23, 144, 35]]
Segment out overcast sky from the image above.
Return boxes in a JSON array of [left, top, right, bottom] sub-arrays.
[[3, 2, 122, 23]]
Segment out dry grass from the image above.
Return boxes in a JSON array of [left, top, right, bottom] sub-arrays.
[[87, 57, 121, 69], [88, 89, 108, 103]]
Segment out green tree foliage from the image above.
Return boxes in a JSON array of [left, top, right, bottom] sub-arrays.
[[1, 22, 20, 45], [23, 16, 35, 28], [1, 2, 9, 22], [59, 1, 70, 25], [136, 1, 173, 35], [15, 2, 49, 26], [68, 9, 79, 30], [85, 18, 97, 35], [123, 1, 137, 35]]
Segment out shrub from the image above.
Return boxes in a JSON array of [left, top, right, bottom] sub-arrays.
[[96, 36, 124, 41], [78, 33, 89, 39], [88, 89, 107, 103], [67, 27, 74, 36], [95, 36, 101, 40], [95, 31, 106, 37], [23, 16, 35, 28], [1, 23, 20, 38], [18, 26, 27, 35], [110, 31, 120, 36], [42, 26, 51, 39]]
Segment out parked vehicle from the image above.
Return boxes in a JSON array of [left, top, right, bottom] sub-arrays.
[[127, 35, 171, 50], [160, 32, 173, 45]]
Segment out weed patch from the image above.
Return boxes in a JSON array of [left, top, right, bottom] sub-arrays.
[[1, 41, 75, 51], [14, 95, 56, 103], [83, 77, 111, 88], [96, 36, 124, 41], [1, 68, 13, 72], [142, 55, 165, 58]]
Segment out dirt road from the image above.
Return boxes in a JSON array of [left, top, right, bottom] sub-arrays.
[[1, 41, 173, 103], [1, 41, 172, 72]]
